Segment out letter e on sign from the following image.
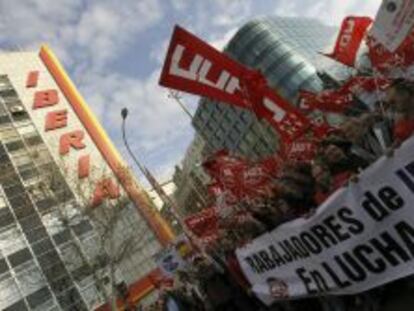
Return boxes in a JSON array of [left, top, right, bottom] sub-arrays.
[[45, 110, 68, 131]]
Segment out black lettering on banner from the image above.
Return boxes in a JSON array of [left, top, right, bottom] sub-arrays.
[[323, 215, 351, 242], [280, 240, 304, 261], [378, 186, 404, 211], [370, 232, 411, 266], [362, 190, 391, 221], [396, 160, 414, 193], [310, 270, 330, 293], [322, 262, 352, 289], [353, 245, 387, 273], [338, 207, 365, 235], [290, 236, 310, 258], [278, 241, 294, 263], [310, 224, 338, 248], [334, 252, 367, 282], [300, 232, 323, 254], [269, 245, 286, 266], [296, 267, 318, 295], [259, 250, 276, 271], [252, 253, 269, 273], [395, 221, 414, 257], [245, 257, 259, 273]]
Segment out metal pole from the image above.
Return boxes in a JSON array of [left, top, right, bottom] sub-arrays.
[[120, 108, 199, 240]]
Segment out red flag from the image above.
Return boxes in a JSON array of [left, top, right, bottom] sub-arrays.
[[160, 26, 310, 145], [286, 136, 318, 163], [344, 75, 391, 94], [323, 16, 372, 67], [184, 207, 218, 237], [245, 77, 310, 143], [159, 25, 250, 108], [299, 89, 354, 114], [367, 31, 414, 75]]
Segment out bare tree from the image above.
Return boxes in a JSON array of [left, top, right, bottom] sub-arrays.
[[33, 162, 158, 310]]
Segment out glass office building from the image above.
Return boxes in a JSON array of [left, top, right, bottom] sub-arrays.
[[0, 47, 173, 310], [192, 17, 341, 159]]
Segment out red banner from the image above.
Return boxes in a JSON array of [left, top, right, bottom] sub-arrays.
[[367, 31, 414, 75], [159, 25, 310, 145], [159, 25, 250, 108], [184, 207, 218, 238], [323, 16, 372, 67], [299, 89, 354, 114]]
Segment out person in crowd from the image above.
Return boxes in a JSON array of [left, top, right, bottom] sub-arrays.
[[192, 256, 242, 311], [277, 162, 316, 217], [384, 79, 414, 144]]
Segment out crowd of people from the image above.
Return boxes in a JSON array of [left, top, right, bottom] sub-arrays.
[[142, 78, 414, 311], [212, 78, 414, 253]]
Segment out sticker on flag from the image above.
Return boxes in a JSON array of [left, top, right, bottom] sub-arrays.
[[370, 0, 414, 52]]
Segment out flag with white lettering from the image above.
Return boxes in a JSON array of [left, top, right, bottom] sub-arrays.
[[159, 25, 311, 144], [323, 16, 372, 67], [159, 25, 250, 108]]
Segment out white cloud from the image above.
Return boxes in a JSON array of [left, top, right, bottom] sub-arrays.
[[0, 0, 162, 72], [274, 0, 382, 26], [170, 0, 190, 11]]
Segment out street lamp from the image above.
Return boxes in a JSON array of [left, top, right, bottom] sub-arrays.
[[121, 107, 146, 175]]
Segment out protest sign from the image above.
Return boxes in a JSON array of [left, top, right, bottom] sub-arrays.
[[237, 137, 414, 305]]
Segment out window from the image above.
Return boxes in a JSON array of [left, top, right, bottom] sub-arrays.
[[15, 262, 45, 296], [5, 140, 24, 152], [42, 212, 64, 236], [25, 227, 48, 244], [50, 274, 73, 295], [56, 287, 83, 309], [16, 124, 35, 136], [8, 248, 32, 267], [0, 258, 9, 275], [36, 197, 57, 214], [0, 227, 26, 256], [72, 220, 93, 238], [17, 162, 37, 181], [20, 214, 43, 233], [60, 243, 83, 272], [0, 209, 14, 228], [37, 250, 62, 270], [0, 114, 11, 126], [53, 229, 71, 246], [24, 134, 43, 146], [26, 287, 53, 309], [31, 238, 54, 256], [81, 284, 101, 309]]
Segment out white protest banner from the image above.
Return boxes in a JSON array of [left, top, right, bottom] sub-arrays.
[[370, 0, 414, 52], [236, 136, 414, 306]]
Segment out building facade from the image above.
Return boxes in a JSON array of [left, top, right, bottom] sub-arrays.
[[0, 47, 173, 310], [192, 17, 342, 159], [172, 134, 210, 217]]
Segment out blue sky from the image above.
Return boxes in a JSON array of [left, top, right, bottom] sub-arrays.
[[0, 0, 381, 187]]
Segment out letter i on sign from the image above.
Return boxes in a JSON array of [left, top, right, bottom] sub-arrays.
[[26, 71, 39, 88]]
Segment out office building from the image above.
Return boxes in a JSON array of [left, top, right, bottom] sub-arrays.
[[0, 46, 173, 310], [192, 17, 342, 159]]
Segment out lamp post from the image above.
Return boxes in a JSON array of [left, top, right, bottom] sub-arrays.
[[121, 108, 146, 176], [121, 108, 187, 229]]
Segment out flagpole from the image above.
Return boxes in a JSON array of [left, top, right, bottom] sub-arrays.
[[167, 91, 210, 206], [121, 108, 203, 244]]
